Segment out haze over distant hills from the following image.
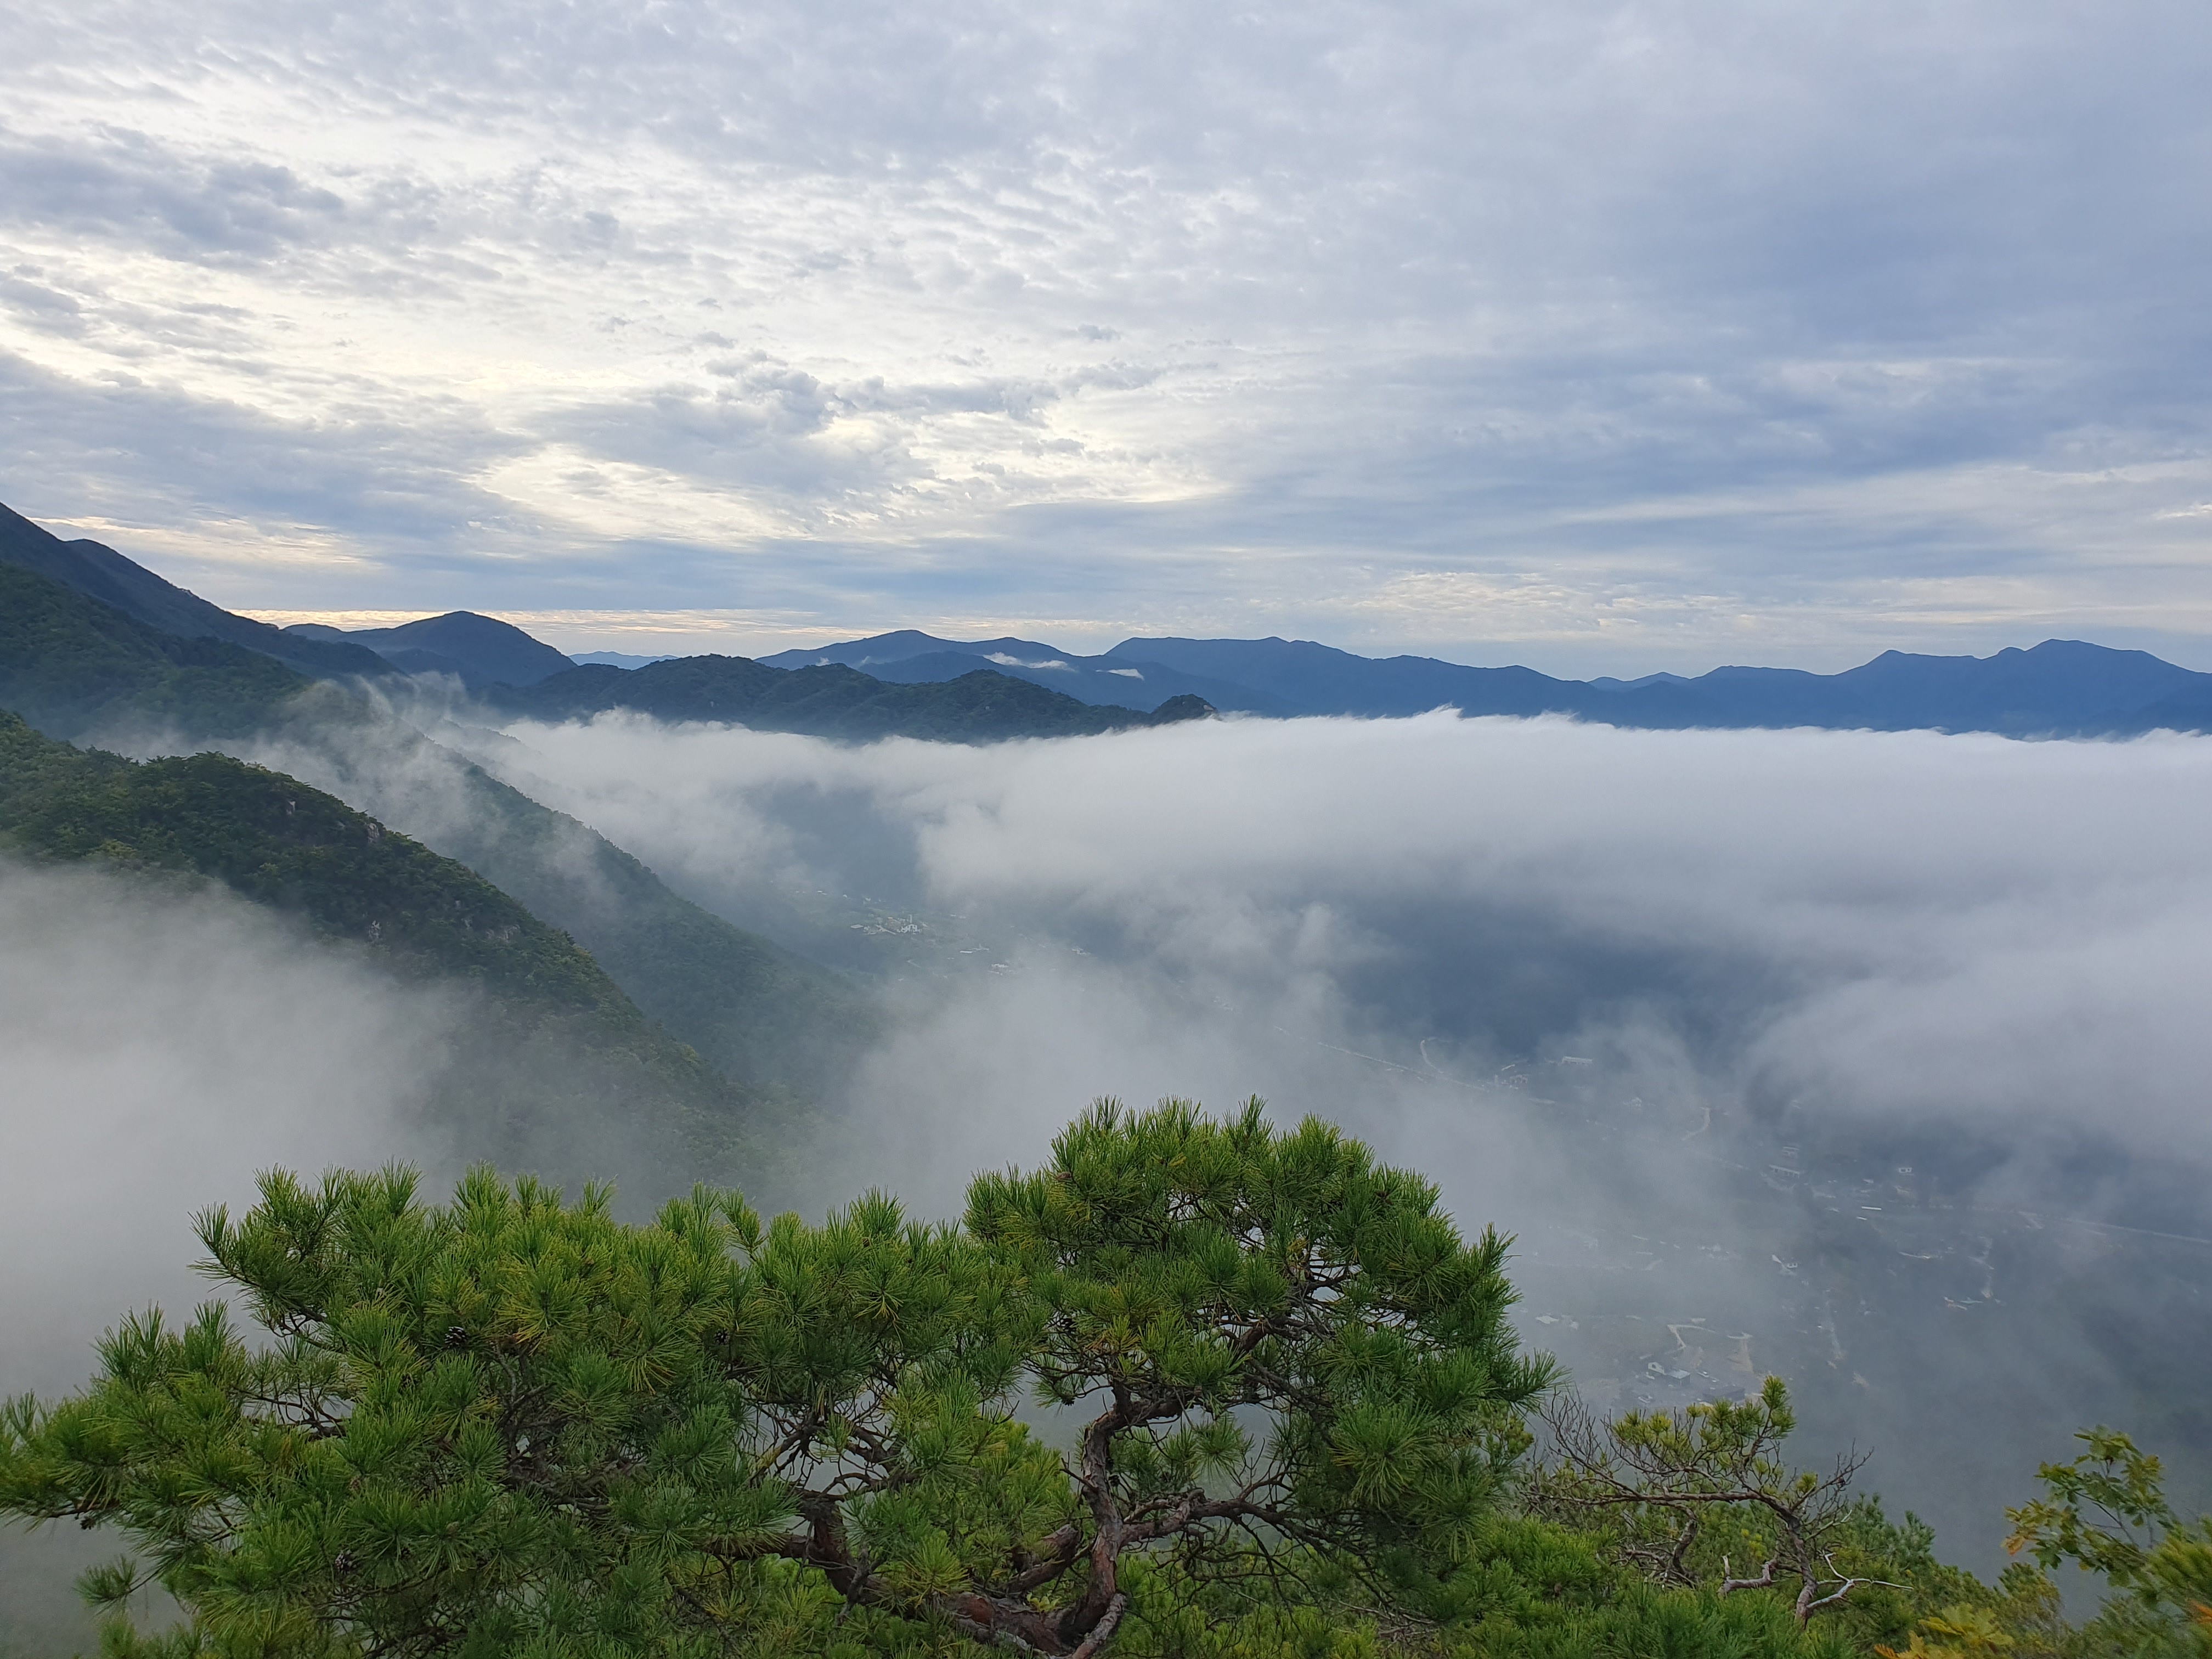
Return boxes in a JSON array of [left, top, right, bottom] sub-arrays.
[[766, 627, 2212, 738], [284, 612, 577, 689], [5, 501, 2211, 738], [0, 504, 1200, 744]]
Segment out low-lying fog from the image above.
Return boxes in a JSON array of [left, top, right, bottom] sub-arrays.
[[466, 709, 2212, 1566], [8, 708, 2210, 1621], [0, 863, 461, 1647]]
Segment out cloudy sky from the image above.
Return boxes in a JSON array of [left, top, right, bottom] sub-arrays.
[[4, 0, 2208, 672]]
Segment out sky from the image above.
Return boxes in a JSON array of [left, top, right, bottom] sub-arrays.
[[3, 0, 2210, 673]]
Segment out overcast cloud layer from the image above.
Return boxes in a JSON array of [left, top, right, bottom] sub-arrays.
[[2, 1, 2209, 671]]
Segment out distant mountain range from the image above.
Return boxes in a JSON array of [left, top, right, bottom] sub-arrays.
[[765, 629, 2212, 738], [0, 504, 1203, 743], [5, 499, 2211, 738], [759, 630, 1297, 716]]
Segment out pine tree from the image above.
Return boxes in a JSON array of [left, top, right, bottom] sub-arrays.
[[0, 1099, 1551, 1658]]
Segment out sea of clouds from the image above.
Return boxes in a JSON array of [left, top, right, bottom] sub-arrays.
[[455, 709, 2212, 1563], [476, 709, 2212, 1192], [11, 708, 2212, 1593]]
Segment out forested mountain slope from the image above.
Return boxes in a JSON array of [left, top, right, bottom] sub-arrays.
[[0, 503, 390, 681], [0, 563, 312, 741], [0, 559, 876, 1096], [0, 711, 777, 1189]]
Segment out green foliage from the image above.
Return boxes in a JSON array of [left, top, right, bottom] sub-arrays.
[[12, 1101, 2210, 1659], [2002, 1430, 2212, 1657], [1113, 1516, 1850, 1659], [0, 1102, 1551, 1658], [964, 1097, 1551, 1625], [0, 565, 308, 741], [1871, 1577, 2068, 1659], [1533, 1378, 1891, 1626]]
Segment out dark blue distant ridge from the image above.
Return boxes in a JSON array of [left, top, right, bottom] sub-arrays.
[[285, 612, 575, 689], [5, 499, 2207, 737], [767, 629, 2212, 737]]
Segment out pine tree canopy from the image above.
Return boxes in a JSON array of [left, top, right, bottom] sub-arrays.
[[0, 1099, 1552, 1658]]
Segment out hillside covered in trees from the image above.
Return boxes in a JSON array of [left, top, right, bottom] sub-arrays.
[[0, 504, 1210, 747], [0, 709, 791, 1186], [0, 565, 312, 743], [0, 551, 877, 1100]]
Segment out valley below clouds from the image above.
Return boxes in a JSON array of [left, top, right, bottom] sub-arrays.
[[443, 709, 2212, 1563]]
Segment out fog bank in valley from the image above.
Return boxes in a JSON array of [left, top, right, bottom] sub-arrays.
[[466, 709, 2212, 1566], [0, 861, 462, 1649], [484, 710, 2212, 1177]]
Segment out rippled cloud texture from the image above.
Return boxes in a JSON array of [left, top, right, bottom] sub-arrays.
[[4, 2, 2210, 668]]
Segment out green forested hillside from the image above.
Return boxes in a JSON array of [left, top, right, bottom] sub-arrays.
[[0, 710, 785, 1187], [0, 560, 877, 1093], [0, 564, 309, 740], [0, 710, 623, 1019], [4, 1102, 2194, 1659], [498, 655, 1214, 741]]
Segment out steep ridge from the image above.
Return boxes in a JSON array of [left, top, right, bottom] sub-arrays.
[[0, 559, 876, 1096], [0, 710, 779, 1192], [0, 503, 392, 681]]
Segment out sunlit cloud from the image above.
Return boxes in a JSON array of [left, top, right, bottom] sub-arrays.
[[1, 0, 2207, 669]]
